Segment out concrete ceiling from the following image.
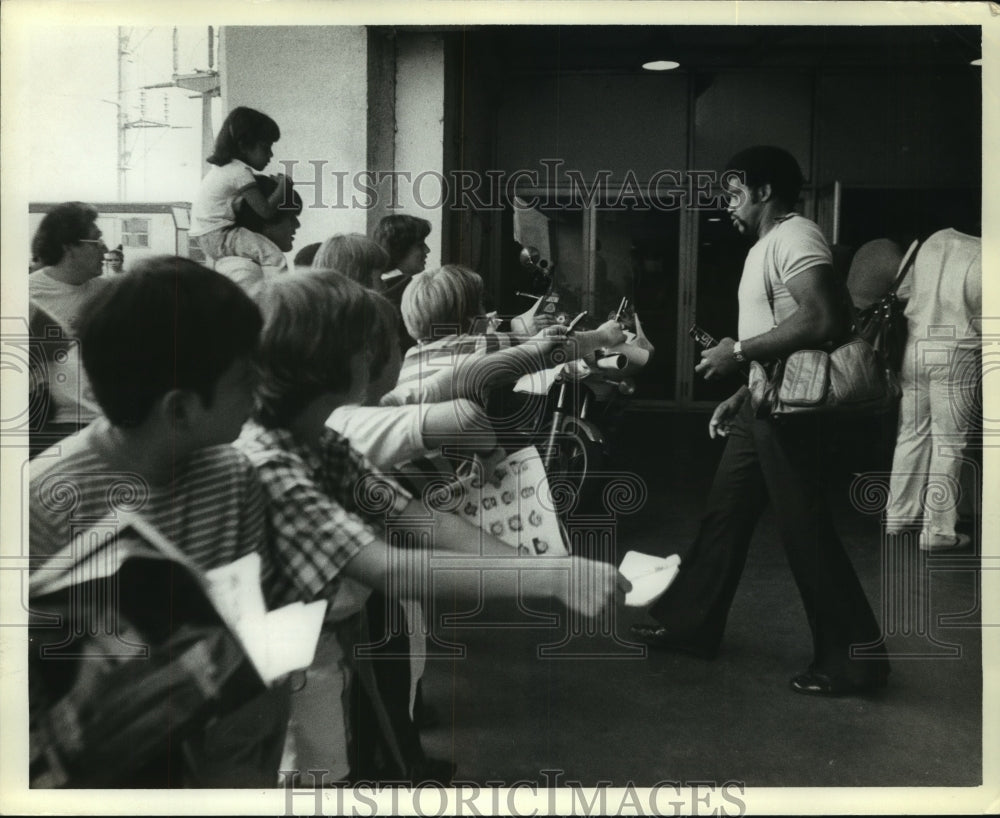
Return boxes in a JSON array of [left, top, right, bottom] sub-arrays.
[[449, 25, 982, 72]]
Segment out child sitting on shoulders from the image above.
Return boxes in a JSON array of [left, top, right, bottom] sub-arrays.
[[190, 106, 292, 271], [30, 256, 286, 787], [213, 173, 303, 298], [234, 272, 626, 784], [383, 263, 626, 407]]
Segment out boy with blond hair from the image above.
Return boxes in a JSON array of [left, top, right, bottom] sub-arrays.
[[385, 263, 626, 407]]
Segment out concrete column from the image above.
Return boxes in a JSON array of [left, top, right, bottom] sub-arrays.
[[219, 27, 450, 268], [219, 26, 371, 255], [393, 32, 447, 272]]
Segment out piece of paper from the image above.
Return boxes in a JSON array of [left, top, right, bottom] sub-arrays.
[[252, 600, 328, 686], [596, 353, 628, 371], [204, 553, 328, 685], [513, 362, 567, 395], [457, 446, 569, 556], [601, 317, 654, 373], [619, 550, 681, 607], [203, 552, 269, 626]]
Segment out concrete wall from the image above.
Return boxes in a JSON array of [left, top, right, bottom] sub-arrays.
[[815, 66, 980, 187], [393, 32, 447, 272], [220, 26, 371, 260], [693, 70, 813, 177]]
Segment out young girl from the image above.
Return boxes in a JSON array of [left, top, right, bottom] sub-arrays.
[[190, 106, 292, 269]]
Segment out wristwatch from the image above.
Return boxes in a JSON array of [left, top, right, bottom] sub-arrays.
[[733, 341, 746, 363]]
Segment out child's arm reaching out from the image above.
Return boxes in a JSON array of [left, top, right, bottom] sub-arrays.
[[564, 319, 628, 359], [343, 527, 629, 621], [379, 321, 626, 407], [419, 398, 497, 453], [237, 173, 292, 221]]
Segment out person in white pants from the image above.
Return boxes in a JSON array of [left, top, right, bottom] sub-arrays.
[[886, 228, 982, 551]]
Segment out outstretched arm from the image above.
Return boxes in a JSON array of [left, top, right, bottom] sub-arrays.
[[343, 534, 627, 621]]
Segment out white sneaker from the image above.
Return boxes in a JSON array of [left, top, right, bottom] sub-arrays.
[[918, 532, 972, 552]]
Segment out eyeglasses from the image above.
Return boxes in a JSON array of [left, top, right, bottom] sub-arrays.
[[78, 239, 106, 246]]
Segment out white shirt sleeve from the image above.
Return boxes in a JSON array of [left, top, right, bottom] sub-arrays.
[[771, 216, 833, 285], [326, 404, 428, 470]]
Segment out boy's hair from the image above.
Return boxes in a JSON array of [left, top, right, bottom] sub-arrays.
[[723, 145, 805, 208], [254, 273, 384, 427], [309, 269, 399, 383], [400, 264, 483, 342], [79, 256, 262, 427], [207, 106, 281, 167], [312, 233, 390, 289], [31, 202, 99, 266], [373, 214, 431, 270], [233, 174, 303, 235], [293, 242, 321, 268]]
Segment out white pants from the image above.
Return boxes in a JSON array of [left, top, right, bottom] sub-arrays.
[[197, 225, 287, 268], [886, 340, 980, 545], [279, 628, 351, 785]]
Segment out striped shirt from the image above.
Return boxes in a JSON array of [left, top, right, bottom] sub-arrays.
[[30, 419, 271, 583], [234, 421, 411, 617]]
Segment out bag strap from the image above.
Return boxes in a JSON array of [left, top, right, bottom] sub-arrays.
[[887, 238, 921, 294], [761, 244, 778, 328]]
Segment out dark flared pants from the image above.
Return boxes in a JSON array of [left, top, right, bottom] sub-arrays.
[[650, 399, 887, 679]]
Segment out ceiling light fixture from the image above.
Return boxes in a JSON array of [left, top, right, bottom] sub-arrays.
[[642, 60, 680, 71]]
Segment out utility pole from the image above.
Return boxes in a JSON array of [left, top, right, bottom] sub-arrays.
[[115, 27, 175, 201], [144, 26, 220, 176], [117, 28, 128, 200]]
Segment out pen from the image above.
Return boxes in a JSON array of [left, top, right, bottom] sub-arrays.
[[566, 311, 588, 334], [613, 297, 628, 323]]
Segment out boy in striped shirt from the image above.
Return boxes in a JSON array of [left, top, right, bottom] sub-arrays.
[[29, 257, 286, 787]]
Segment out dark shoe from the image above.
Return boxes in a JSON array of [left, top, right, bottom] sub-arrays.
[[408, 757, 456, 785], [789, 669, 889, 697], [629, 624, 719, 659]]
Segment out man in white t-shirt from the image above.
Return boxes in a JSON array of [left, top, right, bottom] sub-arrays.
[[29, 202, 112, 451], [631, 146, 889, 697]]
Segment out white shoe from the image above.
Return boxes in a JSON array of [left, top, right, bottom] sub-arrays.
[[918, 532, 971, 552]]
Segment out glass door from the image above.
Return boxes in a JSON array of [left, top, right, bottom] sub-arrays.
[[593, 202, 681, 403]]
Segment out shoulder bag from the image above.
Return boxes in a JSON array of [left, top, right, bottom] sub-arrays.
[[747, 256, 906, 418]]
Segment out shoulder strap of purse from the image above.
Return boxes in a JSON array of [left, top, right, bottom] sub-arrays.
[[762, 265, 777, 326], [887, 238, 921, 294]]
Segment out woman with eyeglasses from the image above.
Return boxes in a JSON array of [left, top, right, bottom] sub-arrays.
[[28, 202, 112, 454]]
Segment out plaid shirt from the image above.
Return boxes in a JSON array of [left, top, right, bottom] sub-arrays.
[[235, 421, 411, 615], [384, 331, 520, 406]]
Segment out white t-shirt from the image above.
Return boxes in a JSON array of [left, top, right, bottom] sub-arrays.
[[190, 159, 257, 237], [325, 404, 427, 470], [897, 228, 981, 342], [213, 251, 287, 301], [29, 271, 111, 424], [737, 213, 832, 340]]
